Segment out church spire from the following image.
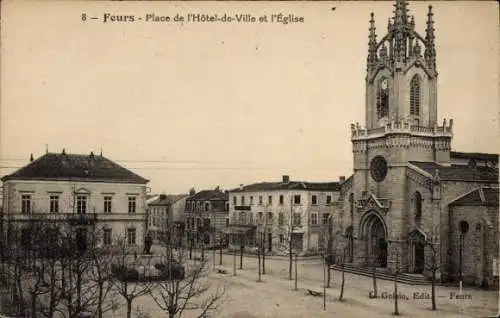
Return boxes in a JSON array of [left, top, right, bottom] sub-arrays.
[[367, 12, 378, 71], [425, 5, 436, 70], [393, 0, 409, 28]]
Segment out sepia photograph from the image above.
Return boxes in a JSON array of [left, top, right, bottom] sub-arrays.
[[0, 0, 498, 317]]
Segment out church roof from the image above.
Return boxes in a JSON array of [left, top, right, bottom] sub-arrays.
[[1, 152, 149, 184], [451, 151, 498, 162], [228, 181, 340, 193], [449, 187, 499, 206], [187, 190, 228, 201], [409, 161, 498, 183]]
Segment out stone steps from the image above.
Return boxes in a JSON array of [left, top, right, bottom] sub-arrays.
[[330, 264, 431, 285]]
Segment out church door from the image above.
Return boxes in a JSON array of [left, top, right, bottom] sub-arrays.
[[368, 217, 387, 268], [408, 230, 426, 273]]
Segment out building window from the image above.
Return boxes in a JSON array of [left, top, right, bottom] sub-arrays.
[[294, 195, 301, 205], [322, 213, 329, 225], [259, 196, 263, 205], [21, 195, 32, 214], [326, 195, 332, 204], [21, 228, 31, 249], [76, 228, 88, 252], [410, 75, 420, 116], [412, 191, 422, 224], [250, 196, 254, 205], [279, 234, 284, 244], [249, 212, 254, 224], [203, 218, 211, 229], [311, 213, 318, 225], [128, 197, 136, 213], [349, 193, 354, 223], [258, 212, 263, 224], [239, 212, 246, 225], [233, 197, 236, 205], [76, 196, 87, 214], [293, 213, 301, 226], [103, 228, 112, 245], [204, 202, 210, 211], [226, 218, 229, 227], [225, 202, 229, 211], [377, 77, 389, 119], [312, 195, 317, 205], [278, 213, 284, 226], [104, 196, 112, 213], [268, 196, 272, 205], [241, 196, 245, 205], [279, 195, 284, 205], [127, 228, 136, 245], [49, 195, 59, 213], [267, 212, 273, 223]]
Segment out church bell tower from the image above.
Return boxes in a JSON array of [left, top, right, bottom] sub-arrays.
[[349, 0, 454, 270], [365, 0, 438, 129], [351, 0, 454, 197]]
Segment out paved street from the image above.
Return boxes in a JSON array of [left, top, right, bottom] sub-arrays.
[[106, 250, 498, 318]]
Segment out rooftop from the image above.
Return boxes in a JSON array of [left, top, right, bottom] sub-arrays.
[[187, 189, 229, 201], [148, 194, 188, 205], [449, 187, 499, 206], [1, 151, 149, 184], [229, 176, 341, 193], [450, 151, 499, 162], [409, 161, 498, 183]]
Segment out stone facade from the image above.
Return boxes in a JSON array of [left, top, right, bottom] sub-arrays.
[[227, 175, 341, 253], [336, 0, 499, 288]]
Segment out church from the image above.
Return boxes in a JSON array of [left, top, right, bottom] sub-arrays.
[[335, 0, 499, 289]]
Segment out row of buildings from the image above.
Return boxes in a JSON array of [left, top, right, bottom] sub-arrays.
[[1, 0, 498, 289], [0, 150, 340, 254]]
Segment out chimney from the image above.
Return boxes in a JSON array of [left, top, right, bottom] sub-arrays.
[[239, 184, 244, 190], [339, 176, 346, 183], [90, 151, 94, 158], [215, 185, 220, 191], [159, 193, 167, 200], [30, 154, 34, 162], [62, 148, 66, 155], [189, 187, 196, 196], [282, 175, 290, 184]]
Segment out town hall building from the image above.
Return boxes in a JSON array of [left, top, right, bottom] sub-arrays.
[[335, 0, 499, 288]]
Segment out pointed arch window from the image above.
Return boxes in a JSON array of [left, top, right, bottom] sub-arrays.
[[377, 77, 389, 119], [348, 193, 354, 224], [410, 75, 420, 116], [411, 191, 422, 225]]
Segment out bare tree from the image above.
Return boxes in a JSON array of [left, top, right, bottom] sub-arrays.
[[86, 228, 118, 318], [318, 214, 341, 288], [339, 247, 347, 301], [150, 224, 226, 318], [421, 238, 439, 311], [393, 248, 400, 316], [110, 237, 153, 318], [274, 195, 308, 281]]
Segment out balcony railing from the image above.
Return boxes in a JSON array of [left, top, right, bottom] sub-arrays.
[[66, 213, 97, 226], [351, 118, 453, 140]]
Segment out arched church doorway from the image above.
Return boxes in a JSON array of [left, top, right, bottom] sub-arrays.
[[408, 230, 425, 273], [362, 213, 387, 268]]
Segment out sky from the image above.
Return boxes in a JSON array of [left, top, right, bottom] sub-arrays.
[[0, 1, 498, 195]]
